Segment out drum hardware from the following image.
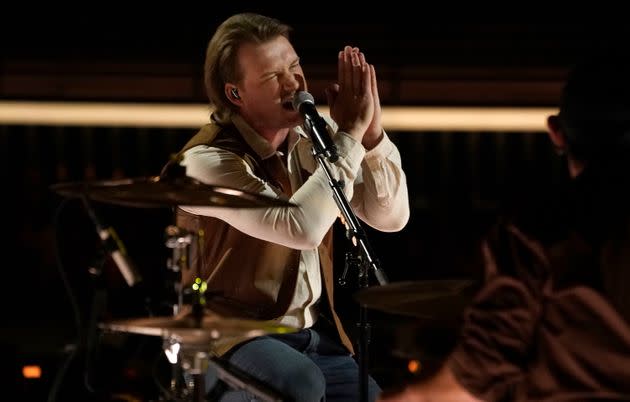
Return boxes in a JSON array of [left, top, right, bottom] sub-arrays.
[[357, 280, 479, 383], [50, 173, 298, 400], [51, 175, 296, 208], [153, 338, 288, 402], [164, 225, 195, 316], [99, 310, 295, 346], [99, 312, 295, 401], [354, 279, 479, 321]]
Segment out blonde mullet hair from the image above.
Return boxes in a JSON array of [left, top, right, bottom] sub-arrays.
[[203, 13, 292, 124]]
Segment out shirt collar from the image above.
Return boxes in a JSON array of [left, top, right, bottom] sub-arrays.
[[231, 114, 304, 160]]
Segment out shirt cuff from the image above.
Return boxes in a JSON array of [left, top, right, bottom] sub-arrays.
[[363, 131, 395, 169], [335, 131, 366, 170]]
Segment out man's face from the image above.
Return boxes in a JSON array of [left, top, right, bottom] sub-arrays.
[[232, 35, 306, 132]]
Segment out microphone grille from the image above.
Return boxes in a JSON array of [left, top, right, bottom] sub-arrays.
[[292, 91, 315, 111]]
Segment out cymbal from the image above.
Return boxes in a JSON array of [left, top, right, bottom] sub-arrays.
[[99, 312, 297, 344], [354, 279, 478, 322], [51, 175, 295, 208]]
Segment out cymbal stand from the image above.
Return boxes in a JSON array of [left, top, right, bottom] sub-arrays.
[[81, 195, 114, 395], [162, 226, 194, 400], [164, 225, 194, 316], [164, 225, 205, 326], [161, 338, 286, 402], [162, 225, 286, 401], [160, 338, 207, 402], [160, 345, 289, 401]]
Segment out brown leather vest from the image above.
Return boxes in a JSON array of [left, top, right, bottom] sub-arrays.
[[164, 122, 354, 353]]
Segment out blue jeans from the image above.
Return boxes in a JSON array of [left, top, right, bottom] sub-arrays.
[[207, 328, 381, 401]]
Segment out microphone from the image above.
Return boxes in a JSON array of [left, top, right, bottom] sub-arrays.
[[292, 91, 339, 163], [82, 197, 142, 287]]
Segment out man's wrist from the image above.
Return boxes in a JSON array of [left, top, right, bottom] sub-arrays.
[[362, 128, 384, 150]]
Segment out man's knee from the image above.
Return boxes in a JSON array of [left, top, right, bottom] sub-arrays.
[[281, 364, 326, 401]]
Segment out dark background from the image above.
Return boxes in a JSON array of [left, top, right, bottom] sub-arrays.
[[2, 6, 627, 401]]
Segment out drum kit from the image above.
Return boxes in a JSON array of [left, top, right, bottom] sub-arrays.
[[51, 174, 478, 401]]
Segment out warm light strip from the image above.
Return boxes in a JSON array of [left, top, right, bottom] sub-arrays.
[[382, 106, 554, 132], [0, 101, 555, 132]]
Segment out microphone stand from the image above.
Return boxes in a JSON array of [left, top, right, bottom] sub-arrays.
[[79, 196, 113, 398], [311, 147, 389, 402]]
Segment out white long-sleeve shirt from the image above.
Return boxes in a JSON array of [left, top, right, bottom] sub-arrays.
[[180, 114, 409, 330]]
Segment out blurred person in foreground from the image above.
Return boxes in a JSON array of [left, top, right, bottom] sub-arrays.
[[379, 47, 630, 401], [164, 12, 410, 401]]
